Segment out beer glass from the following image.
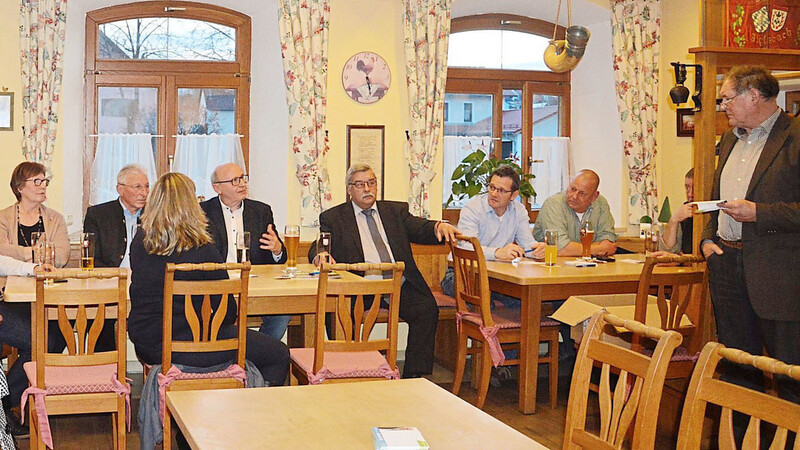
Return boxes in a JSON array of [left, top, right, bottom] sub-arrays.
[[544, 230, 558, 266], [316, 232, 331, 268], [644, 224, 660, 255], [39, 243, 56, 286], [30, 231, 46, 261], [235, 231, 250, 263], [81, 233, 95, 270], [284, 224, 300, 276], [579, 222, 594, 260]]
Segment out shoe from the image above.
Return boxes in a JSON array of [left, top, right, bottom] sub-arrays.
[[5, 409, 28, 439], [489, 366, 513, 388]]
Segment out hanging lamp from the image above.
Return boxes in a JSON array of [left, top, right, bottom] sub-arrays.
[[543, 0, 591, 73]]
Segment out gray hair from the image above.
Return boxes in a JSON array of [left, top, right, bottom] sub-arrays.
[[117, 164, 148, 185], [346, 163, 374, 185]]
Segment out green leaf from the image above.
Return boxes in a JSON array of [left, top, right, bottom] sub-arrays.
[[451, 166, 464, 180], [466, 184, 482, 197]]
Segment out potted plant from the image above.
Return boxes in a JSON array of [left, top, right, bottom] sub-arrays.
[[445, 149, 535, 208]]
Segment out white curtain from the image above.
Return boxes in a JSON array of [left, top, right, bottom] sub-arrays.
[[530, 137, 571, 208], [90, 134, 157, 205], [173, 134, 245, 200], [442, 136, 492, 207]]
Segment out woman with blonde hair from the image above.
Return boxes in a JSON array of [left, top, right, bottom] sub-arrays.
[[128, 172, 288, 385]]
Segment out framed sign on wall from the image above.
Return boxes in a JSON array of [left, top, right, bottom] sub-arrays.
[[0, 92, 13, 131], [346, 125, 385, 199]]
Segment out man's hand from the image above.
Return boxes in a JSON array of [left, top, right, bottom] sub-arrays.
[[719, 199, 757, 222], [528, 242, 546, 260], [259, 224, 283, 256], [435, 221, 459, 243], [495, 243, 525, 261], [592, 240, 617, 256], [35, 263, 55, 272], [701, 241, 723, 259], [672, 203, 695, 223], [312, 253, 337, 266]]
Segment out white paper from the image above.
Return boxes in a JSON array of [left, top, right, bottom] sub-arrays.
[[690, 200, 726, 213]]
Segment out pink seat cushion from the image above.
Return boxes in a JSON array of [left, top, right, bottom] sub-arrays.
[[642, 346, 701, 362], [289, 347, 399, 384], [433, 291, 456, 308], [24, 362, 123, 395], [460, 307, 561, 329]]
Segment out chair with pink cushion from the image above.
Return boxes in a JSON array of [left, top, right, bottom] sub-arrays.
[[290, 261, 404, 384], [160, 262, 251, 450], [449, 235, 561, 409], [24, 268, 129, 450]]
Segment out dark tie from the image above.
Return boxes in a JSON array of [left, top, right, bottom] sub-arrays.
[[362, 209, 392, 264]]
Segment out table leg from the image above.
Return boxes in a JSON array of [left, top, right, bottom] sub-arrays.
[[300, 314, 315, 347], [518, 285, 541, 414]]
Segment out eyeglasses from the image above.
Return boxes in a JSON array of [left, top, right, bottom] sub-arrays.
[[213, 175, 249, 186], [26, 178, 51, 187], [118, 183, 150, 192], [719, 92, 743, 107], [487, 184, 514, 195], [348, 179, 378, 189]]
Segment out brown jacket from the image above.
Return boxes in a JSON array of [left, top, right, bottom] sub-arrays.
[[0, 203, 70, 267], [702, 111, 800, 320]]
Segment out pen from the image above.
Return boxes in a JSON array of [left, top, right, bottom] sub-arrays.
[[524, 248, 535, 253]]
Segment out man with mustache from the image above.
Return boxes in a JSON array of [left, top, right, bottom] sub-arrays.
[[309, 164, 459, 378], [201, 163, 288, 340]]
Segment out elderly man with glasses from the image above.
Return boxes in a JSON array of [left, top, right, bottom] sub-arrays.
[[200, 162, 288, 340]]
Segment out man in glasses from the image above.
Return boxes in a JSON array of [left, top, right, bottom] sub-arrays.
[[201, 162, 288, 340], [533, 169, 618, 257], [308, 163, 459, 378]]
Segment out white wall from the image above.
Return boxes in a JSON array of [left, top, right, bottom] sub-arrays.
[[62, 0, 289, 234]]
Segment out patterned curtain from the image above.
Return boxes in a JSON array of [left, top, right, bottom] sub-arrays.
[[611, 0, 660, 224], [278, 0, 332, 226], [402, 0, 452, 218], [19, 0, 67, 169]]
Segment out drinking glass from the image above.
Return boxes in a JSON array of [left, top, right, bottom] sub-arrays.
[[81, 232, 95, 270], [316, 232, 331, 268], [40, 243, 56, 286], [284, 224, 300, 276], [235, 231, 250, 263], [544, 230, 558, 266], [30, 231, 46, 261], [579, 222, 594, 260], [644, 224, 660, 255]]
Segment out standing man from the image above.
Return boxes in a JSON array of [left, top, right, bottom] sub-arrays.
[[309, 164, 458, 378], [661, 168, 695, 254], [533, 169, 618, 256], [701, 65, 800, 402], [201, 163, 288, 340]]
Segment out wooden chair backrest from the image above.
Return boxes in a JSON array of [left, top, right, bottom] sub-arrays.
[[564, 311, 683, 449], [632, 255, 706, 352], [447, 235, 494, 326], [314, 262, 404, 374], [677, 342, 800, 449], [410, 243, 449, 293], [33, 268, 128, 389], [162, 262, 250, 373]]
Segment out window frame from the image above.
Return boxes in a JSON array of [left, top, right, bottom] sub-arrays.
[[84, 1, 251, 209]]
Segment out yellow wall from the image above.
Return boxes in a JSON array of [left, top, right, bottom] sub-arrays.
[[289, 0, 443, 237], [0, 4, 65, 215], [656, 2, 700, 217]]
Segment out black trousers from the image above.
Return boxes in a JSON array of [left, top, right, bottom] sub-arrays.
[[707, 244, 800, 404]]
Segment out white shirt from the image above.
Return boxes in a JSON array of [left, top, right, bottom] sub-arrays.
[[219, 198, 245, 263], [0, 254, 36, 277], [351, 202, 395, 280], [119, 199, 142, 269]]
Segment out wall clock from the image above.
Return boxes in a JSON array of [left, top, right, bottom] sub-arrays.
[[342, 52, 391, 105]]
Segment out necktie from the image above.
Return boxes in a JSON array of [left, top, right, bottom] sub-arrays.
[[362, 209, 392, 263]]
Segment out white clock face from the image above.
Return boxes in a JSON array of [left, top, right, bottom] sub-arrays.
[[342, 52, 391, 105]]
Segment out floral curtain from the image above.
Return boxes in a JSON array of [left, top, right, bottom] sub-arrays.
[[611, 0, 660, 224], [278, 0, 332, 226], [19, 0, 67, 169], [402, 0, 452, 218]]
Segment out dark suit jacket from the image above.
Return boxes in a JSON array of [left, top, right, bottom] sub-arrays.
[[201, 197, 286, 265], [702, 111, 800, 320], [309, 200, 443, 300], [84, 199, 137, 268]]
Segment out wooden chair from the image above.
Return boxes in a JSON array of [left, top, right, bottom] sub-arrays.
[[563, 311, 683, 449], [25, 268, 128, 450], [289, 262, 404, 384], [676, 342, 800, 449], [161, 262, 251, 450], [449, 235, 560, 409]]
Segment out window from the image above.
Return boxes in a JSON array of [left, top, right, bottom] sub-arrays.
[[85, 2, 251, 207], [443, 14, 570, 220]]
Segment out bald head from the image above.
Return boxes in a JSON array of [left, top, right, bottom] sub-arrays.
[[566, 169, 600, 213]]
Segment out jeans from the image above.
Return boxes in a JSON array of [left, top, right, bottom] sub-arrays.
[[259, 315, 292, 341]]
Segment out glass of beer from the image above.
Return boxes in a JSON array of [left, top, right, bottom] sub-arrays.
[[579, 222, 594, 260], [81, 232, 95, 270], [544, 230, 558, 266], [39, 243, 56, 286], [30, 231, 46, 261], [235, 231, 250, 263], [316, 232, 331, 268], [284, 224, 300, 276]]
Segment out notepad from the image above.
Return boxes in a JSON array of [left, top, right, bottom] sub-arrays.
[[690, 200, 726, 213], [372, 427, 429, 450]]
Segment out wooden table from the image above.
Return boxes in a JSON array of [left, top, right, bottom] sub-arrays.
[[3, 264, 360, 346], [166, 378, 544, 449], [487, 254, 703, 414]]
